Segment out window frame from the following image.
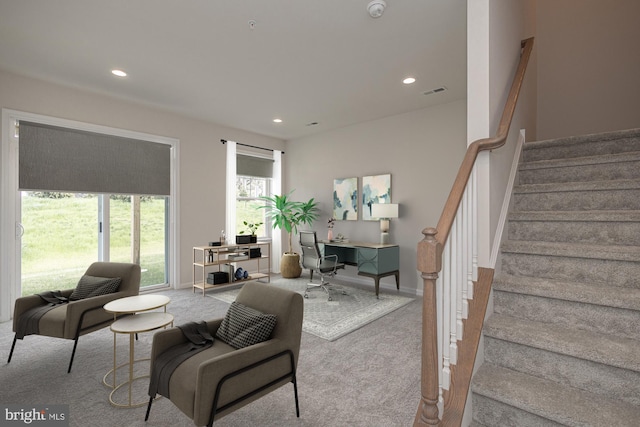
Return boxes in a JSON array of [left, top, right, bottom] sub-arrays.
[[235, 174, 272, 239], [0, 109, 180, 322]]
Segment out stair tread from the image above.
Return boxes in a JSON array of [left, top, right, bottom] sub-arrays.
[[484, 313, 640, 372], [514, 178, 640, 193], [524, 128, 640, 151], [493, 273, 640, 311], [520, 150, 640, 171], [501, 239, 640, 261], [472, 364, 640, 426], [509, 210, 640, 222], [476, 128, 640, 425]]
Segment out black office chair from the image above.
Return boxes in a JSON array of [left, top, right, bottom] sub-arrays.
[[299, 231, 345, 301]]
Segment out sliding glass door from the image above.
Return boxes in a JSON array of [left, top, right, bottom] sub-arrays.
[[1, 110, 178, 324], [20, 192, 168, 296], [109, 194, 168, 287], [20, 192, 99, 295]]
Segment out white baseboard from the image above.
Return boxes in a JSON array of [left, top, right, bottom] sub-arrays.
[[490, 129, 525, 268]]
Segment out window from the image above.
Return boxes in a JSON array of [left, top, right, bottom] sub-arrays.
[[236, 175, 269, 237], [16, 120, 172, 293], [225, 142, 281, 274], [20, 192, 168, 295], [234, 153, 275, 238], [4, 114, 176, 303]]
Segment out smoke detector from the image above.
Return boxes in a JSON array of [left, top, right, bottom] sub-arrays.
[[367, 0, 386, 18]]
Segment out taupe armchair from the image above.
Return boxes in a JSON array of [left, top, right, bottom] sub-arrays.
[[8, 262, 141, 373], [145, 281, 304, 426]]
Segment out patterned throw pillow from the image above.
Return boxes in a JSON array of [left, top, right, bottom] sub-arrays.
[[69, 275, 122, 301], [215, 301, 277, 349]]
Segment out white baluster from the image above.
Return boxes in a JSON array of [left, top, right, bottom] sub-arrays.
[[441, 235, 451, 389], [471, 165, 478, 296], [449, 223, 458, 365], [462, 185, 470, 318], [436, 273, 444, 403], [456, 203, 464, 341]]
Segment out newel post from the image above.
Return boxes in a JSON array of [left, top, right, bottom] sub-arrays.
[[414, 227, 442, 426]]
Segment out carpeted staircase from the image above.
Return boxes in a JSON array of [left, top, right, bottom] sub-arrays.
[[470, 128, 640, 426]]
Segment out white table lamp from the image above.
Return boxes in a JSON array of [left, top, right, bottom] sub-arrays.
[[371, 203, 399, 244]]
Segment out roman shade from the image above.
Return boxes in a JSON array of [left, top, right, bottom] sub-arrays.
[[237, 154, 274, 178], [19, 121, 171, 196]]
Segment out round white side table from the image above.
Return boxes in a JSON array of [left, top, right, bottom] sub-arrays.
[[104, 294, 170, 315], [103, 294, 172, 408], [106, 312, 174, 408]]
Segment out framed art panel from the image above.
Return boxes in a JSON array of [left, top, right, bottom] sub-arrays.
[[333, 177, 358, 220], [362, 174, 391, 220]]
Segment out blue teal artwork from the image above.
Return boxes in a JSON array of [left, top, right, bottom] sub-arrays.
[[362, 174, 391, 220], [333, 177, 358, 220]]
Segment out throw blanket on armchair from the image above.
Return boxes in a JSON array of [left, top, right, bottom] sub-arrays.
[[148, 321, 215, 399], [15, 291, 69, 339]]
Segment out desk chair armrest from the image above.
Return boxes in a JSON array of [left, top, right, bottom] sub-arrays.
[[194, 338, 290, 424], [324, 253, 338, 262], [319, 254, 341, 274]]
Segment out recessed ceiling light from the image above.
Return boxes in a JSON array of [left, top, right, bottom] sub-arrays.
[[403, 77, 416, 85], [111, 69, 127, 77], [273, 118, 282, 123]]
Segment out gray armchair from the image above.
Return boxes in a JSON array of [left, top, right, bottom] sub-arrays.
[[145, 281, 304, 426], [8, 262, 141, 372], [299, 230, 345, 301]]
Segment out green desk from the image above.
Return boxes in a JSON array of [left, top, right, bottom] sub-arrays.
[[322, 241, 399, 298]]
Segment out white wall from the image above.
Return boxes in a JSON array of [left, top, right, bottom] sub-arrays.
[[0, 68, 468, 299], [536, 0, 640, 140], [464, 1, 537, 425], [285, 100, 467, 295], [488, 0, 537, 259], [467, 0, 537, 268], [0, 69, 285, 289]]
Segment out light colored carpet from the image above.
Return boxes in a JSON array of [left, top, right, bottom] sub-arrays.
[[1, 282, 421, 426], [209, 276, 414, 341]]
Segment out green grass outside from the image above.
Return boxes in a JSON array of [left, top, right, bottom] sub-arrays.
[[236, 199, 267, 237], [21, 194, 166, 295]]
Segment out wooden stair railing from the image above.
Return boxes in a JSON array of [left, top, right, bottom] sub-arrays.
[[414, 37, 534, 427]]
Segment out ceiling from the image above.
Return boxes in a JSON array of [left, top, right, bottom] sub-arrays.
[[0, 0, 467, 140]]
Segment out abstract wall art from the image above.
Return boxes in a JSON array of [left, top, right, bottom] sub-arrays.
[[333, 177, 358, 220], [362, 173, 391, 221]]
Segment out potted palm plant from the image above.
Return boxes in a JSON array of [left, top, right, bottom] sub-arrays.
[[259, 190, 319, 278]]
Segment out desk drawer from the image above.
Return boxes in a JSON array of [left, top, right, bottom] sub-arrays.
[[357, 246, 399, 275]]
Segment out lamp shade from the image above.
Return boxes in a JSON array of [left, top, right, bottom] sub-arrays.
[[371, 203, 399, 219]]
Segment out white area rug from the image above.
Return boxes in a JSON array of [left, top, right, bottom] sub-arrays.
[[210, 277, 414, 341]]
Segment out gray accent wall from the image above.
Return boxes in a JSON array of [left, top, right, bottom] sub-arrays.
[[284, 100, 467, 295]]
